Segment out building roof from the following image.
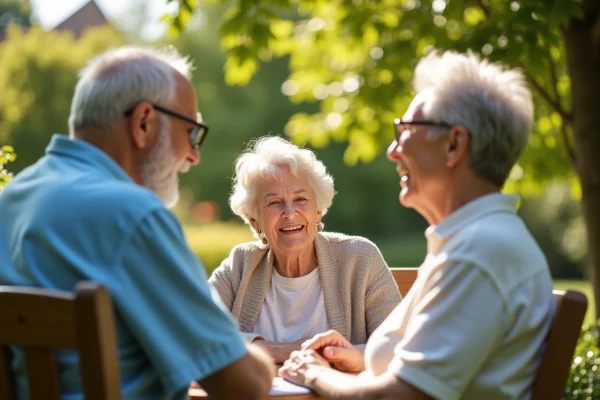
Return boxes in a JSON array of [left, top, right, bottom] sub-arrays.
[[53, 0, 109, 38]]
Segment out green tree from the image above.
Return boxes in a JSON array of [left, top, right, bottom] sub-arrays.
[[168, 0, 600, 319], [0, 0, 31, 36], [0, 25, 124, 171], [163, 5, 427, 246], [0, 145, 16, 191]]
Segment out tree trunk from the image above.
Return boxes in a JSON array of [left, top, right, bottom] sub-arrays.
[[563, 0, 600, 321]]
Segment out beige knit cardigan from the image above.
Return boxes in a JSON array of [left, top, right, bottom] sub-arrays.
[[209, 232, 402, 345]]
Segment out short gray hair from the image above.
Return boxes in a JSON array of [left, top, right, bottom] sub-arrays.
[[69, 46, 194, 136], [230, 136, 335, 236], [414, 50, 533, 186]]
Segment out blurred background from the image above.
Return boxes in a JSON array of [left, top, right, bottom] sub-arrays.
[[0, 0, 591, 320]]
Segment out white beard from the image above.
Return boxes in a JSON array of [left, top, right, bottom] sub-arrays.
[[140, 121, 190, 208]]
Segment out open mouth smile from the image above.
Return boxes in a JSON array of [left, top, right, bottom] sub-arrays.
[[279, 224, 304, 233], [397, 166, 410, 188]]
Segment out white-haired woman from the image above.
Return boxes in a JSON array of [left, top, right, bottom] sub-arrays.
[[277, 51, 554, 400], [209, 136, 402, 362]]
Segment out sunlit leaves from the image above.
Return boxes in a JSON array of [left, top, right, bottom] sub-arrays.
[[224, 55, 258, 85], [169, 0, 586, 196], [163, 0, 200, 37], [463, 7, 485, 26], [0, 145, 16, 191]]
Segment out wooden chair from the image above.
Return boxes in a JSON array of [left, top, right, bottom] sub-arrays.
[[0, 282, 121, 400], [389, 268, 419, 297], [531, 289, 588, 400]]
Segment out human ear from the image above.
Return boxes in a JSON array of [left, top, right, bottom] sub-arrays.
[[249, 217, 260, 233], [128, 102, 157, 150], [446, 126, 470, 167]]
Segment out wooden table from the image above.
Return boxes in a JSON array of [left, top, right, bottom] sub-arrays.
[[188, 387, 320, 399], [188, 377, 322, 399]]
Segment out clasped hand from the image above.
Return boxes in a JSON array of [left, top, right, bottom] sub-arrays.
[[278, 330, 365, 388]]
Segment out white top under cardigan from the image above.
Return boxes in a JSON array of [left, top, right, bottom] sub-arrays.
[[251, 267, 330, 342]]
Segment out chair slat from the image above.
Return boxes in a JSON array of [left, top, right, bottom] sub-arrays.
[[0, 346, 16, 400], [0, 289, 76, 348], [75, 282, 121, 400], [24, 347, 61, 400]]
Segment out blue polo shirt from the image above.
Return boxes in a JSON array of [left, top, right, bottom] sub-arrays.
[[0, 134, 247, 399]]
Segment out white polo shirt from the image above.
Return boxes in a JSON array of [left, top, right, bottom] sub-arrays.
[[364, 193, 555, 400]]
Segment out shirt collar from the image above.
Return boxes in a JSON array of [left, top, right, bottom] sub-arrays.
[[425, 192, 520, 254], [46, 134, 132, 182]]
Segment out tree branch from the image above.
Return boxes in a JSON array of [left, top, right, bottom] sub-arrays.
[[546, 50, 577, 167], [559, 119, 577, 168], [518, 62, 573, 124], [476, 0, 490, 18], [547, 51, 561, 102]]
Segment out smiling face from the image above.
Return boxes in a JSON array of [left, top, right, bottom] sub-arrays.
[[386, 90, 451, 212], [251, 167, 321, 258]]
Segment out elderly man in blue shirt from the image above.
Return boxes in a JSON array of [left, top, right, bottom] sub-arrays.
[[0, 46, 274, 399]]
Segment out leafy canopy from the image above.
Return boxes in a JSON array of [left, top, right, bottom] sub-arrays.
[[0, 25, 124, 172], [167, 0, 582, 196]]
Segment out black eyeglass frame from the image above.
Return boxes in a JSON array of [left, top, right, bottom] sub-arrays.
[[393, 118, 453, 141], [124, 103, 209, 149]]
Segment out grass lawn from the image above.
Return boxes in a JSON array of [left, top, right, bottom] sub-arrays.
[[553, 280, 596, 326]]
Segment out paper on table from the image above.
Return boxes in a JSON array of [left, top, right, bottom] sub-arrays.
[[269, 377, 312, 396]]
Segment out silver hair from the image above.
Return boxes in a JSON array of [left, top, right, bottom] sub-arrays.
[[230, 136, 335, 237], [414, 50, 533, 186], [68, 46, 194, 136]]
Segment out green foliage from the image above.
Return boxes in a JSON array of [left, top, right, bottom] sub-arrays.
[[554, 281, 596, 327], [183, 222, 254, 275], [0, 145, 16, 191], [564, 322, 600, 399], [158, 4, 585, 278], [169, 0, 582, 196], [0, 0, 32, 33], [520, 184, 587, 279], [155, 8, 432, 260], [0, 25, 124, 172]]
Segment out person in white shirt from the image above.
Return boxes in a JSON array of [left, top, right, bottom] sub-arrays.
[[278, 50, 555, 400]]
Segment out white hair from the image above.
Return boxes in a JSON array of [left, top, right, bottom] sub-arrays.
[[68, 46, 194, 136], [414, 50, 533, 186], [230, 136, 335, 236]]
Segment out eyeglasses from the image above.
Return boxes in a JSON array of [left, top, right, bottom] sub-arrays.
[[124, 103, 209, 149], [393, 118, 453, 143]]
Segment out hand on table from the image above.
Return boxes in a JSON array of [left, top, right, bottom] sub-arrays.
[[301, 330, 365, 373], [278, 349, 331, 389]]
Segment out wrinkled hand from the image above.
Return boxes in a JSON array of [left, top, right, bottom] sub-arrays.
[[302, 330, 365, 373], [278, 349, 330, 388]]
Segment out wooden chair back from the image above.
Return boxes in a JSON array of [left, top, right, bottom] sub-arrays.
[[390, 268, 418, 297], [532, 290, 588, 400], [0, 282, 121, 400]]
